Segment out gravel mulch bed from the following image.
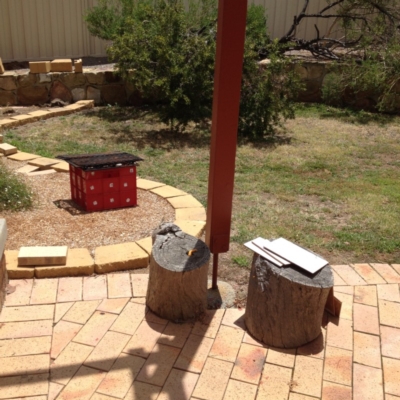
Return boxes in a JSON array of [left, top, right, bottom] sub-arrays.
[[1, 158, 175, 254]]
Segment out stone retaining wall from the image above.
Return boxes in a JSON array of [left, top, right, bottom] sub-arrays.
[[1, 61, 399, 113], [0, 220, 8, 314]]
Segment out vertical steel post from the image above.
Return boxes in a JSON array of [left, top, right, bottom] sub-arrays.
[[206, 0, 248, 289]]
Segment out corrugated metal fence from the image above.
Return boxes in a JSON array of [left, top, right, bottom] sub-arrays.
[[0, 0, 337, 62]]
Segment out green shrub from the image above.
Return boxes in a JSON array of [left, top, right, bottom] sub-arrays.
[[0, 164, 33, 212]]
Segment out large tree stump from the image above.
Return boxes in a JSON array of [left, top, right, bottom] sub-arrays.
[[245, 253, 333, 348], [146, 223, 210, 322]]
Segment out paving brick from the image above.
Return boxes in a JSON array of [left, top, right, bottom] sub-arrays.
[[35, 248, 94, 278], [292, 356, 323, 398], [174, 333, 214, 373], [83, 275, 107, 300], [48, 381, 64, 400], [192, 357, 233, 400], [354, 331, 381, 368], [0, 353, 49, 377], [354, 285, 377, 306], [95, 242, 148, 273], [131, 297, 146, 304], [74, 58, 83, 72], [173, 220, 206, 238], [192, 309, 225, 338], [333, 269, 351, 285], [85, 330, 131, 371], [136, 178, 165, 190], [107, 272, 132, 298], [54, 302, 74, 323], [384, 395, 400, 400], [131, 273, 149, 297], [324, 345, 352, 386], [27, 169, 57, 176], [57, 365, 106, 400], [135, 236, 152, 255], [289, 394, 317, 400], [353, 363, 384, 400], [124, 381, 161, 400], [124, 320, 165, 358], [167, 194, 203, 209], [28, 110, 52, 120], [175, 207, 206, 221], [231, 343, 267, 385], [50, 341, 94, 385], [354, 303, 380, 334], [331, 264, 366, 285], [392, 264, 400, 275], [352, 263, 386, 284], [136, 343, 181, 387], [150, 185, 186, 198], [158, 368, 199, 400], [50, 59, 73, 72], [297, 329, 326, 359], [334, 286, 354, 295], [258, 363, 292, 400], [0, 336, 51, 357], [0, 143, 17, 156], [158, 321, 193, 348], [15, 164, 40, 174], [379, 299, 400, 328], [5, 250, 34, 279], [266, 346, 296, 368], [209, 325, 244, 363], [370, 263, 400, 283], [377, 284, 400, 302], [223, 379, 257, 400], [0, 319, 53, 339], [5, 278, 33, 306], [381, 326, 400, 359], [30, 278, 58, 304], [73, 311, 118, 346], [57, 277, 82, 302], [7, 151, 41, 161], [383, 357, 400, 397], [322, 381, 352, 400], [110, 301, 146, 335], [10, 114, 35, 123], [96, 297, 129, 314], [221, 308, 246, 330], [96, 353, 144, 398], [145, 310, 168, 325], [0, 373, 49, 399], [51, 161, 69, 172], [51, 320, 82, 359], [334, 292, 353, 320], [29, 61, 51, 73], [242, 332, 266, 347], [63, 300, 100, 324], [28, 157, 60, 169], [0, 119, 19, 130], [0, 304, 54, 322]]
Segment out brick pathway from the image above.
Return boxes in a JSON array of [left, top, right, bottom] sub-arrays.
[[0, 264, 400, 399]]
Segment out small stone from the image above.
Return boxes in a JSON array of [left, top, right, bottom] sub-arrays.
[[50, 59, 73, 73], [17, 85, 48, 105], [87, 86, 102, 104], [71, 87, 86, 102], [0, 143, 17, 155]]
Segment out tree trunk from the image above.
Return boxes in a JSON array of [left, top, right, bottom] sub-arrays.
[[147, 223, 210, 322], [245, 253, 333, 348], [0, 254, 8, 314]]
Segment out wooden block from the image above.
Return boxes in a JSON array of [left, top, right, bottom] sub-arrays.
[[74, 59, 83, 73], [0, 143, 17, 156], [18, 246, 68, 266], [29, 61, 51, 74], [0, 58, 4, 74], [8, 152, 41, 162], [50, 59, 73, 72]]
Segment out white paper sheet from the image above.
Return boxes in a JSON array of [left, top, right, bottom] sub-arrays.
[[244, 239, 283, 266]]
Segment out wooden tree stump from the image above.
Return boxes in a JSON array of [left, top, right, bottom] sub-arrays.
[[146, 223, 210, 322], [245, 253, 333, 348]]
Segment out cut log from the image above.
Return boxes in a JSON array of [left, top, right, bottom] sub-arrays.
[[245, 253, 333, 348], [147, 223, 210, 322]]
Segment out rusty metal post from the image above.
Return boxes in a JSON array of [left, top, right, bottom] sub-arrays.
[[206, 0, 248, 289]]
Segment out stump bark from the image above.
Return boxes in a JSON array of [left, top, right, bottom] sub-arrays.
[[245, 253, 333, 348], [146, 223, 210, 322]]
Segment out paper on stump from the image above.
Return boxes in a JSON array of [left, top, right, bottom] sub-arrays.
[[252, 237, 291, 266], [263, 237, 328, 274], [244, 238, 283, 266]]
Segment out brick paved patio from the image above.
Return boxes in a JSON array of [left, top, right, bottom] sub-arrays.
[[1, 263, 400, 399]]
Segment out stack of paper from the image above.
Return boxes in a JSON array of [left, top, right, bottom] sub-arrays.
[[244, 237, 328, 274]]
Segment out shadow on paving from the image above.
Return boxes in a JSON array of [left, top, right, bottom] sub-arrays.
[[0, 311, 330, 399]]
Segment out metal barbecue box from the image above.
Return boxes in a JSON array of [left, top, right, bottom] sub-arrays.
[[57, 152, 143, 212]]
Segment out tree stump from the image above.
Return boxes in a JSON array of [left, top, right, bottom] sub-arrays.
[[146, 223, 210, 322], [245, 253, 333, 348]]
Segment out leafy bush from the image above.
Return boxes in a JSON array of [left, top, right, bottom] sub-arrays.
[[0, 163, 33, 212], [86, 0, 301, 138]]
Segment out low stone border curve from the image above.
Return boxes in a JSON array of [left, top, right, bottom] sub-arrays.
[[0, 102, 207, 279]]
